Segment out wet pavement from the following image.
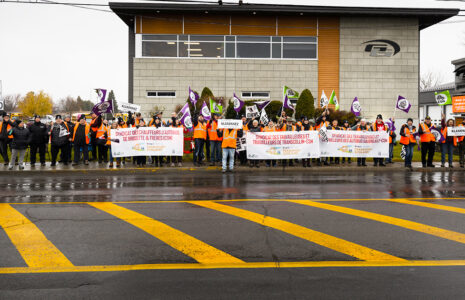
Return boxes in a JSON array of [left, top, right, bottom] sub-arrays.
[[1, 171, 465, 299]]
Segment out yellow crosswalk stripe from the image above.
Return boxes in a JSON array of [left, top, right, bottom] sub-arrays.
[[388, 198, 465, 215], [189, 201, 404, 262], [0, 204, 73, 268], [89, 203, 243, 264], [291, 200, 465, 245]]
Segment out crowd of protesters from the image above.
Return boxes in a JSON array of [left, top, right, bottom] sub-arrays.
[[0, 109, 464, 172]]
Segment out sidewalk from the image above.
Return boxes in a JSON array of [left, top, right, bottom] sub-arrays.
[[0, 161, 463, 174]]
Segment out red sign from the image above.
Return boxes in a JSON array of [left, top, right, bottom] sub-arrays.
[[453, 96, 465, 113]]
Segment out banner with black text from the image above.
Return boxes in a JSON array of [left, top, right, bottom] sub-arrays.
[[319, 130, 389, 158]]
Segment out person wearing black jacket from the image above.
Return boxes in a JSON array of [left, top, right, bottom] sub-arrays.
[[150, 117, 164, 167], [296, 116, 313, 167], [28, 115, 48, 167], [49, 115, 70, 166], [0, 113, 15, 165], [64, 116, 75, 163], [8, 120, 30, 170]]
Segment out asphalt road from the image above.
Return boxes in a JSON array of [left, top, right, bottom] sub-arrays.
[[1, 170, 465, 299]]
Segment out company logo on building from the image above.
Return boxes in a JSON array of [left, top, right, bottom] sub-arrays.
[[362, 40, 400, 57]]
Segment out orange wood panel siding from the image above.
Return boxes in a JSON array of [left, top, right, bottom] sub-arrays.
[[184, 15, 229, 35], [231, 15, 276, 36], [140, 15, 183, 34], [318, 17, 340, 108], [277, 16, 317, 36]]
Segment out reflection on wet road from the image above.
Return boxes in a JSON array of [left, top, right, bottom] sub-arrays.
[[0, 171, 463, 203]]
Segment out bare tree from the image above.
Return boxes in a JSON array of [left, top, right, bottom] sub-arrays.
[[2, 94, 22, 112], [420, 71, 444, 90]]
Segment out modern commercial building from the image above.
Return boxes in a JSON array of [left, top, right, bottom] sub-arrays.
[[420, 57, 465, 125], [110, 2, 458, 122]]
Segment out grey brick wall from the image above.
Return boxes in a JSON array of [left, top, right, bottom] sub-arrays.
[[133, 58, 318, 116], [339, 17, 419, 122]]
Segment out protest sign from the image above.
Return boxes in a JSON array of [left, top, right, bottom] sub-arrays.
[[319, 130, 389, 158], [218, 119, 242, 129], [111, 127, 183, 157], [246, 131, 320, 159]]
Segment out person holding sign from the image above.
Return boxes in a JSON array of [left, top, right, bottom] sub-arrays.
[[49, 115, 70, 167], [370, 115, 388, 167], [217, 125, 243, 173], [316, 110, 330, 166], [263, 119, 277, 167], [419, 116, 436, 168], [399, 118, 417, 170], [246, 119, 262, 168], [352, 119, 369, 167], [458, 119, 465, 168], [440, 114, 456, 168], [341, 120, 352, 165], [327, 119, 342, 165], [296, 116, 314, 167]]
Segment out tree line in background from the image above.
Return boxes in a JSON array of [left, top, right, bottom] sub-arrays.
[[1, 89, 120, 117]]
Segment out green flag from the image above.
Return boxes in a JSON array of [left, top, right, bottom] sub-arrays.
[[283, 86, 299, 100], [329, 90, 340, 110], [210, 98, 223, 114], [435, 90, 452, 106]]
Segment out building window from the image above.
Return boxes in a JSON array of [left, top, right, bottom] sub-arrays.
[[147, 91, 176, 97], [241, 91, 270, 99], [138, 34, 317, 60]]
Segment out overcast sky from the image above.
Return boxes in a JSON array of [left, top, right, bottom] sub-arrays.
[[0, 0, 464, 104]]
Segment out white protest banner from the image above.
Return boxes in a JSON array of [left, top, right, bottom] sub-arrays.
[[111, 127, 183, 157], [119, 102, 141, 113], [236, 137, 247, 152], [319, 130, 389, 158], [245, 105, 259, 119], [218, 119, 243, 129], [246, 131, 320, 159], [447, 127, 465, 136]]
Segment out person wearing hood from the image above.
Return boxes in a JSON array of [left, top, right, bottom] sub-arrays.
[[8, 119, 30, 170], [370, 114, 388, 167], [49, 115, 70, 166], [0, 113, 15, 165], [28, 115, 48, 167]]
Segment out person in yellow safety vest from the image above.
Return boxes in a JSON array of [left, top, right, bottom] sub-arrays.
[[207, 113, 222, 166], [95, 119, 109, 164], [440, 114, 457, 168], [217, 125, 243, 173], [370, 114, 389, 167], [419, 116, 436, 168], [399, 118, 417, 170], [457, 119, 465, 168], [71, 114, 91, 166], [263, 119, 277, 167], [278, 117, 296, 167], [192, 114, 207, 166], [150, 117, 164, 167], [107, 122, 121, 168], [0, 113, 14, 165]]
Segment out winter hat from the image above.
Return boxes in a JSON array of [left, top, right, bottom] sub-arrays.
[[118, 117, 124, 123], [376, 114, 383, 120], [55, 115, 62, 120], [78, 114, 86, 121]]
